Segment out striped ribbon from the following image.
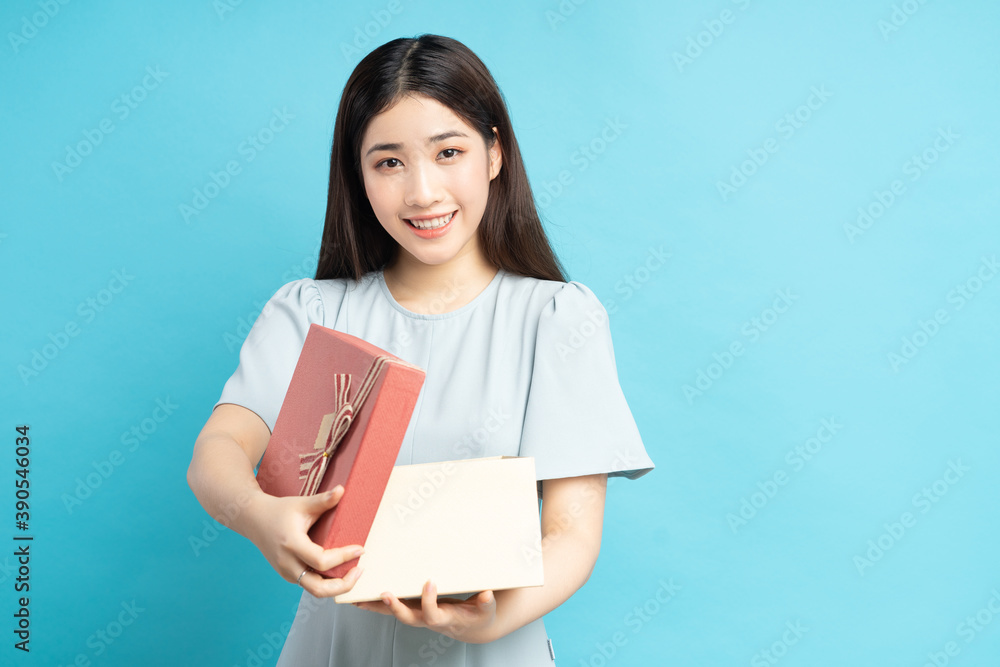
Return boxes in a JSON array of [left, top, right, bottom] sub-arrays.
[[297, 355, 392, 496]]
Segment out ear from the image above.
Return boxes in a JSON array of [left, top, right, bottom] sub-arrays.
[[488, 126, 503, 181]]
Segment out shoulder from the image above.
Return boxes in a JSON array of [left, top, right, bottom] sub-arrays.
[[262, 278, 324, 317], [498, 272, 607, 328], [265, 273, 378, 325]]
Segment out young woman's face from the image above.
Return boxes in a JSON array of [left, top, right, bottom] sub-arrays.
[[359, 94, 502, 270]]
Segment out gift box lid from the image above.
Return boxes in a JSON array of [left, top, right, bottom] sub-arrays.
[[256, 323, 426, 578], [334, 455, 544, 603]]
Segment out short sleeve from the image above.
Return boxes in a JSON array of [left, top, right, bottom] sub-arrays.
[[214, 279, 325, 433], [518, 281, 654, 482]]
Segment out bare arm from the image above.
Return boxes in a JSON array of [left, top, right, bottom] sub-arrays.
[[488, 473, 606, 641], [186, 403, 270, 537], [186, 403, 365, 597]]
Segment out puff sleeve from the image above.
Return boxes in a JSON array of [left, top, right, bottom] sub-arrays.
[[214, 279, 325, 433], [518, 281, 654, 482]]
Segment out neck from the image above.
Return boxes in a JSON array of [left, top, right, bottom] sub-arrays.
[[383, 247, 499, 315]]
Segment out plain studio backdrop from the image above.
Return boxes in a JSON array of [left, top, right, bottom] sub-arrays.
[[2, 0, 998, 665]]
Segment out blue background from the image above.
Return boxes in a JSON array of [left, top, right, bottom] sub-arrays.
[[2, 0, 998, 665]]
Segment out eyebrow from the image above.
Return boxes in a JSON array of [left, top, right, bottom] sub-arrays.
[[363, 130, 470, 158]]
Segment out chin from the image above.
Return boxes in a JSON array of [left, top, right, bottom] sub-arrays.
[[405, 249, 462, 267], [394, 235, 479, 268]]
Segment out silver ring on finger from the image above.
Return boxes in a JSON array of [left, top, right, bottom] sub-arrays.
[[296, 568, 310, 587]]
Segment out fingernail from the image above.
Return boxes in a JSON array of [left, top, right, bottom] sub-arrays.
[[381, 594, 391, 605], [427, 580, 436, 595], [352, 547, 365, 557]]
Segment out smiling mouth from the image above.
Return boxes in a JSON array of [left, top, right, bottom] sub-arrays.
[[405, 211, 456, 230]]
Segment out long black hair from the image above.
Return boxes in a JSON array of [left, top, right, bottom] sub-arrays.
[[314, 34, 566, 283]]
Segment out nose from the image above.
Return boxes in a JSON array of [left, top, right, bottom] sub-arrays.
[[403, 161, 443, 209]]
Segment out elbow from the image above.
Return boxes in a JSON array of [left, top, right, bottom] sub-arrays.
[[581, 547, 600, 588], [580, 528, 603, 587], [569, 535, 601, 592], [186, 447, 203, 498]]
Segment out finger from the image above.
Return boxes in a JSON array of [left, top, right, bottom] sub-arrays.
[[288, 532, 365, 574], [381, 591, 422, 626], [306, 486, 344, 516], [420, 580, 446, 628], [300, 564, 364, 599], [352, 599, 393, 615]]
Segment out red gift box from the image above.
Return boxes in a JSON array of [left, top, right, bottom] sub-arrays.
[[255, 323, 425, 578]]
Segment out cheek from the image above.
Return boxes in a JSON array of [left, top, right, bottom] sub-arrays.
[[363, 179, 392, 215], [455, 164, 491, 204]]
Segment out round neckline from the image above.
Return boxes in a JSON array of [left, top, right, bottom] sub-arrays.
[[376, 268, 505, 320]]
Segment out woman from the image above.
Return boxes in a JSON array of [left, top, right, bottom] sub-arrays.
[[187, 33, 654, 666]]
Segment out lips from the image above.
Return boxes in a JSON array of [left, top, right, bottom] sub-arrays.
[[405, 210, 456, 230], [404, 210, 457, 239]]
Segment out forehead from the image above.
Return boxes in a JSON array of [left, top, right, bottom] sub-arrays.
[[361, 94, 475, 148]]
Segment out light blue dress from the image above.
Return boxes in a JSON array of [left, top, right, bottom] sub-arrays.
[[215, 268, 655, 666]]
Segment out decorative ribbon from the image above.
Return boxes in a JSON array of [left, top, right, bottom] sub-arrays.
[[297, 355, 392, 496]]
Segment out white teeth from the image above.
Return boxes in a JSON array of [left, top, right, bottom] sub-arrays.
[[408, 211, 455, 229]]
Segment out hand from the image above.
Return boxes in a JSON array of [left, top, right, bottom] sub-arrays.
[[352, 580, 499, 644], [245, 485, 365, 598]]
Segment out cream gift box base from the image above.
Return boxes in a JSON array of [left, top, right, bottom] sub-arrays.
[[334, 456, 544, 604]]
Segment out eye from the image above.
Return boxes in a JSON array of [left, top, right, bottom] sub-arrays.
[[440, 148, 463, 160], [375, 157, 401, 169]]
